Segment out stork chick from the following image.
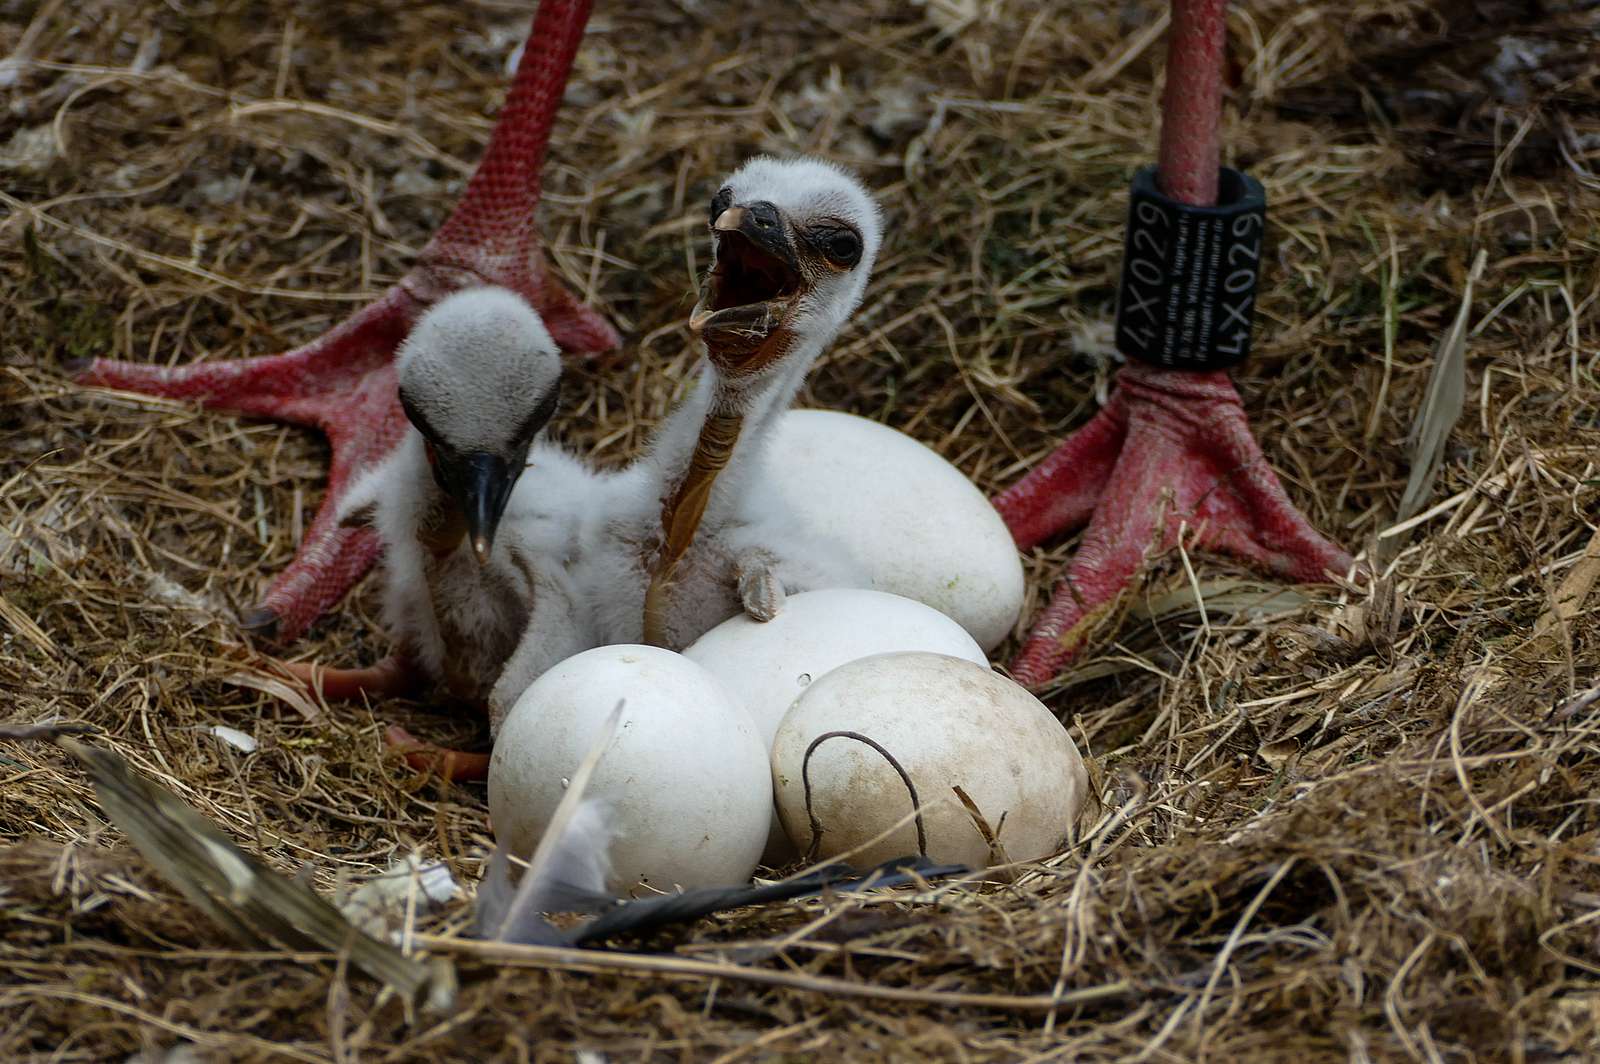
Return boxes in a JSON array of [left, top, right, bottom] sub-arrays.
[[285, 287, 569, 735], [482, 157, 884, 727], [641, 156, 884, 647]]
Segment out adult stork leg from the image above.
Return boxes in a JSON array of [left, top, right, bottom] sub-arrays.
[[995, 0, 1353, 690], [73, 0, 617, 642]]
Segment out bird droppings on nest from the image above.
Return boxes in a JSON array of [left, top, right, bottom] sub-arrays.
[[2, 0, 1600, 1058]]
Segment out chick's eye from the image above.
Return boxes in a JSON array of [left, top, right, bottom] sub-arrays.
[[708, 187, 733, 226], [399, 390, 438, 441], [821, 228, 861, 265]]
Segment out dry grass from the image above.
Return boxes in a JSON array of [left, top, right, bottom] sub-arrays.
[[3, 0, 1600, 1058]]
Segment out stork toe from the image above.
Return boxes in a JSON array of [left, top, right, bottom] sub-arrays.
[[279, 653, 420, 702], [385, 726, 491, 782]]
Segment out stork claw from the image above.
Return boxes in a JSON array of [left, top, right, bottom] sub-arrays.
[[238, 607, 280, 639], [71, 0, 613, 642], [997, 364, 1354, 690]]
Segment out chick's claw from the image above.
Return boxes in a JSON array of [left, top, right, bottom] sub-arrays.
[[278, 654, 421, 703], [385, 726, 492, 783], [735, 551, 787, 623]]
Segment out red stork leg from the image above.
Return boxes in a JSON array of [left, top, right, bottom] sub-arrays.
[[995, 0, 1354, 689], [73, 0, 618, 641]]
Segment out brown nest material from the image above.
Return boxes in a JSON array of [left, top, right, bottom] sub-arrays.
[[3, 0, 1600, 1058]]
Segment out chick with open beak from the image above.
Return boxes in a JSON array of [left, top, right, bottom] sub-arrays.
[[644, 157, 881, 646]]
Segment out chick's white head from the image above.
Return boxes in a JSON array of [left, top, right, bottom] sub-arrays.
[[396, 287, 563, 562], [690, 156, 882, 378], [397, 287, 562, 456]]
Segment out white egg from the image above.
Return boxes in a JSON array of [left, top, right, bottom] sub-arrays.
[[759, 410, 1025, 652], [685, 589, 989, 746], [489, 644, 770, 894], [685, 588, 989, 860], [771, 651, 1088, 869]]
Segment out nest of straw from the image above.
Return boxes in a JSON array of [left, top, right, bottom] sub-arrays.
[[3, 0, 1600, 1057]]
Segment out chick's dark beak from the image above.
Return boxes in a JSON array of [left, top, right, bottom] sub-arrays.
[[690, 201, 804, 367], [440, 450, 515, 565], [713, 200, 798, 271]]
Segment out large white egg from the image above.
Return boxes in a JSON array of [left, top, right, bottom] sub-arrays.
[[685, 589, 990, 860], [685, 589, 988, 746], [759, 410, 1024, 652], [771, 651, 1088, 869], [489, 645, 770, 894]]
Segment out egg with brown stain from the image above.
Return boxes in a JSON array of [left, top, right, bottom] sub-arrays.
[[771, 651, 1088, 869], [685, 588, 989, 861]]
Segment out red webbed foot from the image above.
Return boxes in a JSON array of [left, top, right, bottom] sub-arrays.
[[386, 725, 491, 782], [996, 364, 1354, 689], [993, 0, 1356, 690], [71, 0, 617, 642], [78, 293, 413, 639]]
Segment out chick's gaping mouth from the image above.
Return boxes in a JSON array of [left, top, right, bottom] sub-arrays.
[[690, 230, 802, 342], [711, 230, 801, 311]]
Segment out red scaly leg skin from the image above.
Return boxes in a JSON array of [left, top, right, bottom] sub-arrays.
[[1000, 0, 1354, 688], [70, 0, 615, 640], [992, 395, 1128, 551], [533, 268, 625, 355], [1157, 0, 1227, 205], [75, 289, 416, 422], [413, 0, 617, 353], [1007, 367, 1354, 689], [248, 364, 407, 634], [1008, 390, 1185, 688], [1164, 371, 1353, 582]]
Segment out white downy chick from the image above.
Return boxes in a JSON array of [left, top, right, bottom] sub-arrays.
[[340, 286, 579, 703], [638, 155, 885, 643], [488, 157, 883, 723]]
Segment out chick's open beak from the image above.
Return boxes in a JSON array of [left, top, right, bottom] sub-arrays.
[[439, 450, 515, 564], [691, 200, 804, 371], [713, 201, 797, 270]]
